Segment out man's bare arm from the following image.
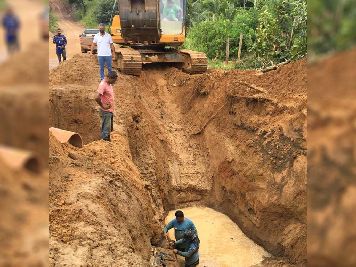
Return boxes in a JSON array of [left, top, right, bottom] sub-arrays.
[[91, 42, 96, 54], [111, 43, 116, 60]]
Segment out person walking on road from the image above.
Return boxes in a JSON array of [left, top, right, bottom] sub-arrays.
[[91, 23, 116, 80], [173, 230, 200, 267], [2, 7, 20, 54], [95, 71, 118, 142], [164, 210, 197, 251], [53, 28, 67, 63]]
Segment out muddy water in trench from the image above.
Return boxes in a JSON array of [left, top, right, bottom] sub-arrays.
[[166, 207, 269, 267]]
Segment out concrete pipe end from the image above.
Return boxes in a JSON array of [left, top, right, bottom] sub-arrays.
[[24, 156, 41, 173], [68, 134, 83, 148]]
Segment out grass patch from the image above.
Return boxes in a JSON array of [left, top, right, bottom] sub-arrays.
[[208, 60, 236, 70], [208, 54, 263, 70]]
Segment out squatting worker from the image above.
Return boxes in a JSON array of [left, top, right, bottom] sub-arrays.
[[53, 28, 67, 63], [91, 23, 116, 80], [95, 71, 118, 141], [173, 230, 200, 267], [164, 210, 197, 251]]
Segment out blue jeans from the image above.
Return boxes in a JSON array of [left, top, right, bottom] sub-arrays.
[[98, 56, 113, 80], [100, 110, 113, 141]]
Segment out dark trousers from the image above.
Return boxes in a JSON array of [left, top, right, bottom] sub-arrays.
[[100, 110, 113, 141], [57, 49, 67, 63], [186, 260, 199, 267], [6, 38, 20, 54]]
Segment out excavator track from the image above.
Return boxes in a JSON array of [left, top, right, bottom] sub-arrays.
[[179, 49, 208, 74], [116, 47, 142, 76]]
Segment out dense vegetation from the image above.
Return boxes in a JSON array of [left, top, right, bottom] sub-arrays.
[[49, 9, 58, 33], [65, 0, 307, 69], [185, 0, 307, 68], [66, 0, 115, 27], [308, 0, 356, 58]]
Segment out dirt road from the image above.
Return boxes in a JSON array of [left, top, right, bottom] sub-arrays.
[[0, 0, 43, 63], [49, 0, 84, 69]]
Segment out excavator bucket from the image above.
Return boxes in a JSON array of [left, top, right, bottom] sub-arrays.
[[119, 0, 161, 43]]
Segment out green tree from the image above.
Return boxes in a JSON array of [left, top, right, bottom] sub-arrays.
[[309, 0, 356, 56], [95, 0, 116, 24]]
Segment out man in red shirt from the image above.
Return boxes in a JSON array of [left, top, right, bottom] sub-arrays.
[[95, 71, 118, 141]]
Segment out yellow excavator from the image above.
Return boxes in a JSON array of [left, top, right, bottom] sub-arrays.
[[110, 0, 207, 75]]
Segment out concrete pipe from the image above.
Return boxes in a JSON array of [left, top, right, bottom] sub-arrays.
[[49, 127, 83, 148], [0, 145, 40, 173]]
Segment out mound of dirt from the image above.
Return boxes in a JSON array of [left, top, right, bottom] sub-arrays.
[[49, 132, 168, 266], [50, 54, 99, 85], [308, 49, 356, 266], [50, 57, 307, 265]]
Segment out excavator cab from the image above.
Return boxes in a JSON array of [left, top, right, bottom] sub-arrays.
[[110, 0, 207, 75], [160, 0, 184, 35]]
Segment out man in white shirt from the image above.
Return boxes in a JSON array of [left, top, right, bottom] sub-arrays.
[[91, 23, 116, 80]]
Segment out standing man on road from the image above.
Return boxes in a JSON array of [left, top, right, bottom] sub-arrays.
[[164, 210, 197, 252], [91, 23, 116, 80], [95, 71, 118, 142], [53, 28, 67, 63], [2, 7, 21, 54]]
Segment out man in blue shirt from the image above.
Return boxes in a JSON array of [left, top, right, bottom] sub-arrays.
[[164, 210, 197, 251], [174, 230, 200, 267], [53, 28, 67, 63], [2, 7, 20, 54]]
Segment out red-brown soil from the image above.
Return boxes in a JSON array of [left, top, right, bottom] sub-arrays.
[[0, 38, 49, 265], [308, 49, 356, 267], [49, 56, 307, 266]]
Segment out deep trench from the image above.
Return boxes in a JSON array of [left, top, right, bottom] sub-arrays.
[[50, 64, 306, 266], [125, 118, 274, 266]]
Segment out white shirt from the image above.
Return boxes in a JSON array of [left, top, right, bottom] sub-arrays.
[[93, 32, 113, 57]]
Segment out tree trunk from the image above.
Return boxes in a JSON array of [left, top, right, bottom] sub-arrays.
[[225, 37, 230, 64], [237, 33, 243, 61]]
